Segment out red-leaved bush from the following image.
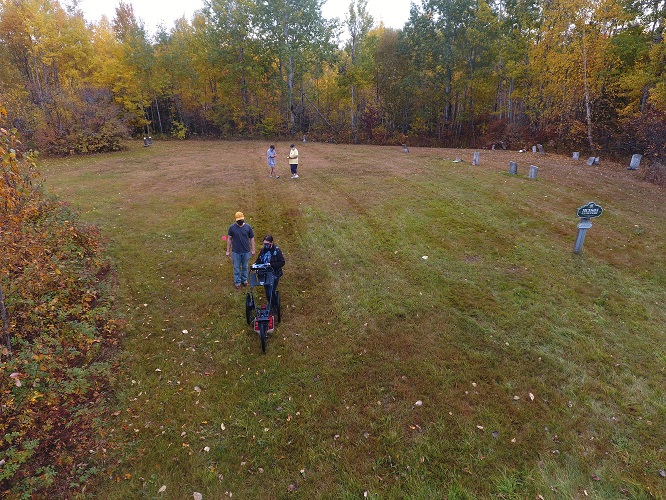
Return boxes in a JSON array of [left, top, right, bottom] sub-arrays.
[[1, 105, 122, 497]]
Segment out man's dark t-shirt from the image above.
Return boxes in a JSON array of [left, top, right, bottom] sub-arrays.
[[228, 223, 254, 253]]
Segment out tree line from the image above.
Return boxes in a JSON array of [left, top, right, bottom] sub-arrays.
[[0, 0, 664, 170]]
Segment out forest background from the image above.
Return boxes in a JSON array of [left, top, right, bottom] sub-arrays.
[[0, 0, 665, 180]]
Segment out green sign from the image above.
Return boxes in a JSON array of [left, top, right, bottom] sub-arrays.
[[576, 202, 603, 219]]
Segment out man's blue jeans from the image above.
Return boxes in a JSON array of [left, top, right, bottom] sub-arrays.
[[232, 252, 250, 285]]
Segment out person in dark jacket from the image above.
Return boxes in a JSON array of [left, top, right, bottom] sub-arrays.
[[254, 235, 285, 305]]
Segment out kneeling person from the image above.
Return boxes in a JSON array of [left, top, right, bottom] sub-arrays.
[[255, 235, 285, 305]]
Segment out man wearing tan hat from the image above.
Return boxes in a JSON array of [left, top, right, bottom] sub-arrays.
[[226, 211, 255, 289]]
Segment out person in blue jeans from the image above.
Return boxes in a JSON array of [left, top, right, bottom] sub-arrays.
[[255, 235, 285, 305], [226, 211, 255, 289]]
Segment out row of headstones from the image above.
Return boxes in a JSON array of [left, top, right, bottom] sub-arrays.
[[143, 136, 153, 147], [572, 151, 600, 165], [508, 162, 539, 178], [572, 151, 642, 170]]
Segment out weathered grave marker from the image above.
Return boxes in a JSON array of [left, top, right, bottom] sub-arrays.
[[627, 154, 642, 170], [473, 152, 480, 165], [573, 202, 603, 254], [402, 144, 409, 153], [509, 161, 518, 174], [537, 144, 545, 155], [573, 152, 580, 160], [532, 146, 537, 153], [529, 165, 538, 179], [586, 156, 596, 166], [143, 137, 148, 147], [148, 136, 153, 145]]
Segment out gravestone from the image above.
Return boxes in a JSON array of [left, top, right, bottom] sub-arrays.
[[148, 136, 153, 145], [529, 165, 539, 179], [586, 156, 596, 166], [532, 146, 537, 153], [143, 137, 148, 147], [473, 152, 480, 165], [402, 144, 409, 153], [627, 154, 642, 170], [509, 161, 518, 175], [573, 152, 580, 160], [537, 144, 545, 155]]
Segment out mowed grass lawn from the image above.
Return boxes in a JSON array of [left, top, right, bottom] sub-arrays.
[[42, 141, 665, 498]]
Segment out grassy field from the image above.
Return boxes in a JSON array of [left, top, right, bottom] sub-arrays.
[[41, 141, 665, 499]]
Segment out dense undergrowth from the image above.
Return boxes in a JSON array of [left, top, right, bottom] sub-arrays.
[[0, 108, 122, 497]]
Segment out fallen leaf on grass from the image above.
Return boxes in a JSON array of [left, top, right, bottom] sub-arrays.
[[476, 425, 484, 430], [591, 475, 601, 481], [529, 392, 535, 401], [9, 372, 21, 387], [413, 400, 423, 407], [193, 493, 203, 500], [422, 256, 428, 260], [288, 484, 298, 492], [158, 485, 166, 493]]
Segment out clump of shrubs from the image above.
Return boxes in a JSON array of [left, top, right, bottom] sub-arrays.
[[1, 107, 122, 497]]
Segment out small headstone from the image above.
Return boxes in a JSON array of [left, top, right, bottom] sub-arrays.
[[143, 137, 148, 147], [537, 144, 545, 155], [509, 161, 518, 175], [573, 152, 580, 160], [452, 158, 462, 163], [148, 136, 153, 145], [472, 152, 480, 166], [532, 146, 537, 153], [303, 135, 307, 142], [402, 144, 409, 153], [586, 157, 596, 166], [627, 154, 641, 170], [529, 165, 538, 179], [491, 144, 495, 150]]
